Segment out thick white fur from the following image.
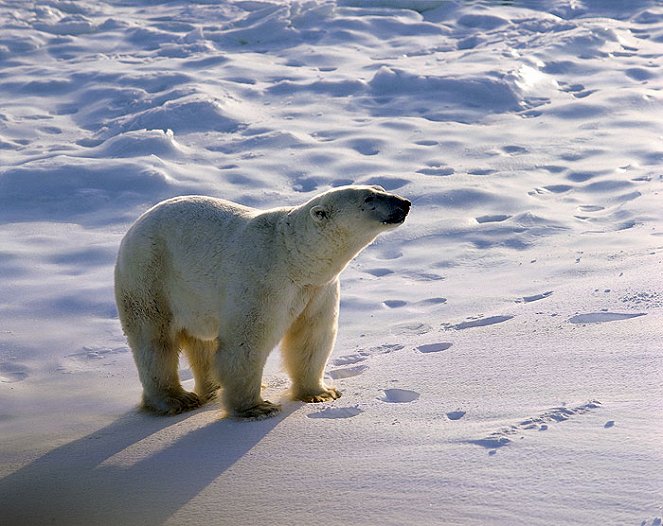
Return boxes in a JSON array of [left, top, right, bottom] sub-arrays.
[[114, 185, 409, 418]]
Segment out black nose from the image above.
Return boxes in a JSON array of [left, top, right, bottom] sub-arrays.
[[384, 196, 411, 224], [396, 197, 411, 214]]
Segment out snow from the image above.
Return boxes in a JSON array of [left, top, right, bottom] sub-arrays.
[[1, 0, 662, 525]]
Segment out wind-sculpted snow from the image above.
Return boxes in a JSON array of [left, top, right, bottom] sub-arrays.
[[0, 1, 662, 525]]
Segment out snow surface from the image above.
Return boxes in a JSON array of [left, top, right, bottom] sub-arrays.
[[1, 0, 662, 525]]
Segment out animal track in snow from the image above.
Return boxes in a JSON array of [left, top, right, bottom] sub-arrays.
[[0, 362, 28, 383], [368, 343, 405, 355], [416, 165, 455, 177], [416, 342, 452, 353], [327, 364, 368, 379], [58, 346, 129, 373], [417, 297, 447, 306], [568, 312, 646, 324], [475, 214, 511, 224], [446, 410, 466, 421], [331, 343, 405, 367], [406, 272, 444, 282], [519, 400, 602, 428], [468, 400, 603, 453], [467, 168, 496, 176], [394, 322, 432, 335], [307, 406, 363, 419], [577, 204, 605, 213], [469, 436, 512, 449], [446, 315, 514, 330], [515, 291, 553, 303], [383, 299, 407, 308], [375, 248, 403, 260], [502, 145, 527, 155], [364, 267, 394, 277], [379, 388, 420, 403], [345, 137, 382, 156], [620, 291, 663, 308], [331, 354, 367, 367], [67, 346, 129, 361]]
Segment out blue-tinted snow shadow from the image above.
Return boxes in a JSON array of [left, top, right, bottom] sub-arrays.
[[0, 405, 295, 525]]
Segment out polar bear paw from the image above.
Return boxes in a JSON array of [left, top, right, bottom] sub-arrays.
[[235, 400, 282, 420], [298, 387, 342, 403], [198, 381, 221, 403], [144, 389, 203, 416]]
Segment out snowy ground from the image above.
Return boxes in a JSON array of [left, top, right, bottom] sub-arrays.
[[1, 0, 662, 525]]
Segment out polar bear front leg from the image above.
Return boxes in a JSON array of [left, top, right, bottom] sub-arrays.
[[213, 324, 282, 419], [282, 281, 342, 403]]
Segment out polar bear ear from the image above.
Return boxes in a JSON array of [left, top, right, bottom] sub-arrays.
[[310, 205, 328, 223]]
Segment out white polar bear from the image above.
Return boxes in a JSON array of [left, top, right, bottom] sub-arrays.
[[114, 185, 410, 418]]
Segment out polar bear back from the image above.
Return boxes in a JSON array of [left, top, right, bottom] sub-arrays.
[[115, 196, 290, 340]]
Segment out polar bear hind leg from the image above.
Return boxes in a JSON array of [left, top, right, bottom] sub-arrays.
[[118, 287, 203, 415], [281, 281, 342, 403], [179, 332, 220, 403], [125, 325, 202, 415]]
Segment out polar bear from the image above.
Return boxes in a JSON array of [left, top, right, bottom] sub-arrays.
[[114, 185, 410, 418]]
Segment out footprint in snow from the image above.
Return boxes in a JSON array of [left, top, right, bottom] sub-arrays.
[[332, 354, 367, 366], [416, 166, 455, 177], [364, 267, 394, 277], [449, 315, 514, 330], [469, 436, 511, 450], [394, 322, 432, 335], [446, 410, 466, 421], [620, 291, 663, 308], [416, 342, 452, 353], [307, 406, 363, 419], [375, 248, 403, 260], [379, 388, 420, 403], [417, 297, 447, 306], [0, 362, 29, 383], [469, 400, 602, 453], [331, 343, 405, 367], [516, 291, 553, 303], [568, 312, 646, 324], [502, 145, 528, 155], [467, 168, 496, 176], [327, 364, 368, 379], [475, 214, 511, 224]]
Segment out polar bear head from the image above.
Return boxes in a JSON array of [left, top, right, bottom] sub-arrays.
[[302, 184, 410, 256], [308, 184, 410, 233], [282, 185, 410, 284]]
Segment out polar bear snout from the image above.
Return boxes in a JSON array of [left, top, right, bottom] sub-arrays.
[[381, 195, 411, 225]]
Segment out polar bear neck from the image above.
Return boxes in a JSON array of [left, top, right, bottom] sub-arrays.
[[277, 207, 375, 286]]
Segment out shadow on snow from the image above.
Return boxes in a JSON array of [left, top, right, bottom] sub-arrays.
[[0, 405, 295, 525]]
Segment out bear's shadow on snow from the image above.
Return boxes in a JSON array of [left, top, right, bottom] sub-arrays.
[[0, 405, 294, 525]]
